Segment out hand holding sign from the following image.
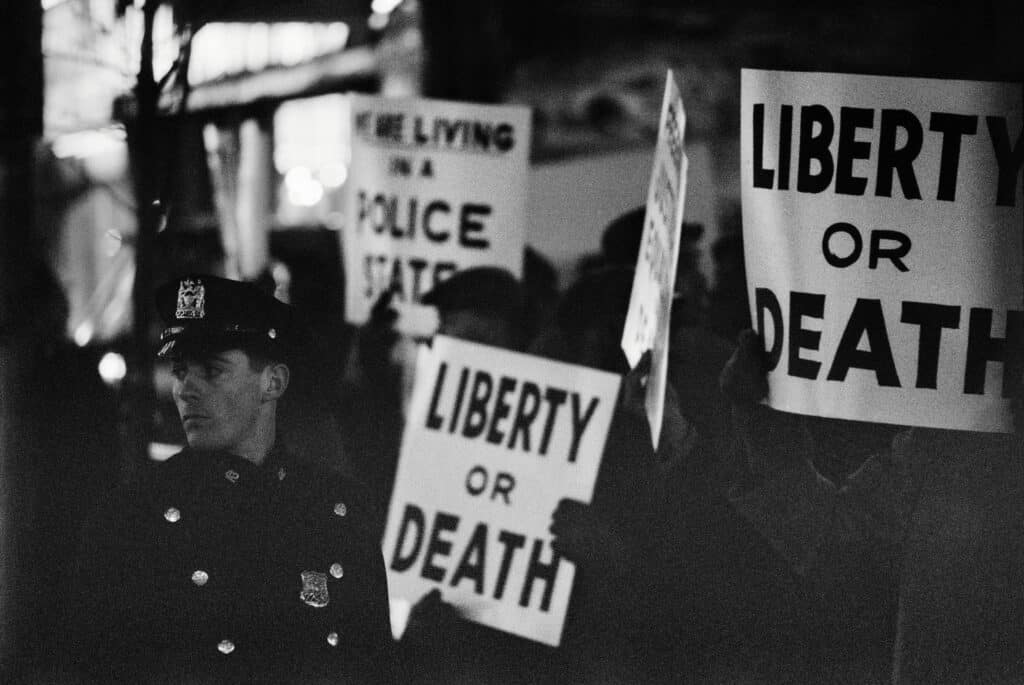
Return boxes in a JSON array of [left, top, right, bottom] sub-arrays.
[[719, 330, 769, 405], [549, 499, 634, 579]]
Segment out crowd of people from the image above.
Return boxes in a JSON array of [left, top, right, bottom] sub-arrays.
[[333, 206, 1024, 683], [23, 205, 1022, 684]]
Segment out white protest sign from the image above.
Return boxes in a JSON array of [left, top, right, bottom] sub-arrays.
[[382, 336, 620, 646], [741, 69, 1023, 432], [621, 70, 689, 448], [344, 95, 531, 335]]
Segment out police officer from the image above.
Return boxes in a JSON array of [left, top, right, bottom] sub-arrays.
[[69, 275, 393, 684]]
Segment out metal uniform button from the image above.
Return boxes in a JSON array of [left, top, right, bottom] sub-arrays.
[[277, 467, 287, 481], [326, 632, 339, 647], [164, 507, 181, 523], [333, 502, 347, 517], [225, 470, 240, 483], [217, 639, 235, 655], [191, 570, 209, 586], [330, 563, 344, 579]]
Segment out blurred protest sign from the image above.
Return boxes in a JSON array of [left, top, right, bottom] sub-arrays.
[[621, 70, 689, 448], [382, 336, 620, 646], [741, 69, 1023, 432], [344, 95, 530, 335]]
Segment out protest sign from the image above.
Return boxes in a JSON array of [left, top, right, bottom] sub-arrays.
[[741, 69, 1023, 432], [621, 70, 689, 448], [382, 336, 620, 646], [343, 95, 531, 335]]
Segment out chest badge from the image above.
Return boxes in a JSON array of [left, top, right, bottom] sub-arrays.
[[300, 571, 329, 608]]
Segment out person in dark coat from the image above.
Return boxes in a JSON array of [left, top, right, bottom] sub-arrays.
[[68, 275, 393, 684]]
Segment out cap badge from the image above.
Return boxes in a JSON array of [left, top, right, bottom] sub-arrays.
[[300, 571, 330, 608], [176, 278, 206, 319]]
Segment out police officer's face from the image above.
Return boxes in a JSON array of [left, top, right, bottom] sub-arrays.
[[171, 349, 268, 454]]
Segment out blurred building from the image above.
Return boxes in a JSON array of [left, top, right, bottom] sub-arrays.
[[33, 0, 1024, 451]]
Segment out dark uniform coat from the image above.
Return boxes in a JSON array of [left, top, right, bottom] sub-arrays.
[[69, 446, 393, 684]]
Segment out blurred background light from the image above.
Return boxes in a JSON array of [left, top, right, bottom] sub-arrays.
[[320, 162, 349, 189], [285, 166, 324, 207], [98, 351, 127, 386], [73, 321, 94, 347], [371, 0, 404, 15]]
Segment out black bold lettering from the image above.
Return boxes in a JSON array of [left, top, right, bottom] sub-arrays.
[[425, 362, 448, 430], [778, 105, 793, 190], [494, 123, 515, 152], [567, 395, 599, 463], [450, 523, 488, 595], [486, 376, 518, 445], [538, 387, 568, 456], [929, 113, 978, 202], [986, 116, 1024, 207], [519, 540, 561, 612], [409, 258, 429, 300], [448, 367, 470, 433], [391, 196, 415, 238], [491, 472, 516, 505], [389, 258, 405, 301], [465, 465, 488, 496], [390, 504, 425, 572], [797, 105, 835, 193], [788, 292, 826, 380], [869, 230, 912, 272], [462, 371, 493, 439], [836, 107, 874, 196], [755, 288, 784, 371], [822, 222, 863, 268], [507, 381, 541, 452], [494, 531, 525, 600], [422, 200, 451, 242], [827, 298, 901, 387], [459, 204, 491, 249], [752, 104, 774, 189], [964, 308, 1024, 396], [421, 511, 460, 582], [876, 109, 923, 199], [900, 302, 961, 389]]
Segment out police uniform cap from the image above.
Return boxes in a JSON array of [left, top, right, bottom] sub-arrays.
[[155, 274, 296, 359], [420, 266, 525, 327]]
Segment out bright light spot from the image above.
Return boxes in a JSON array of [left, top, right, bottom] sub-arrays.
[[371, 0, 404, 14], [52, 128, 126, 159], [73, 322, 94, 347], [148, 442, 183, 462], [285, 166, 324, 207], [98, 352, 127, 385], [320, 162, 348, 188], [368, 12, 389, 31]]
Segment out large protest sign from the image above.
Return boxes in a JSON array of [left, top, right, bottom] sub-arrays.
[[621, 71, 689, 448], [344, 95, 531, 335], [382, 336, 620, 646], [741, 69, 1023, 432]]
